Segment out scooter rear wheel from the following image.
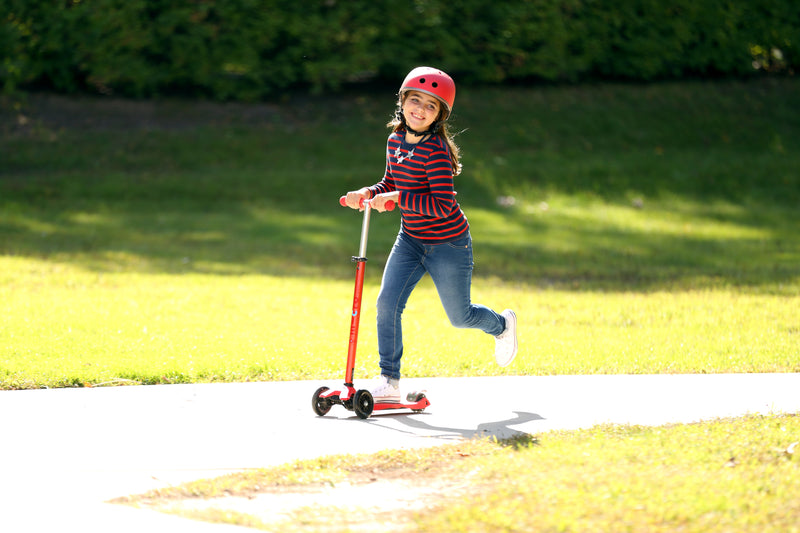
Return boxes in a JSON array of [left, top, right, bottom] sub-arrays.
[[312, 386, 332, 416], [406, 391, 426, 402], [353, 389, 374, 419]]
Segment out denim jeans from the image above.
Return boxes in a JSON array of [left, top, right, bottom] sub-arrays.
[[375, 231, 506, 380]]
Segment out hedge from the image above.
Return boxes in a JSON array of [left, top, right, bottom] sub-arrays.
[[1, 0, 797, 99]]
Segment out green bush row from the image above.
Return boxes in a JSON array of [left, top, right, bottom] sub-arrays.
[[2, 0, 797, 99]]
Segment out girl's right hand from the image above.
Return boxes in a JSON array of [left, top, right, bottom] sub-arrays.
[[344, 189, 369, 210]]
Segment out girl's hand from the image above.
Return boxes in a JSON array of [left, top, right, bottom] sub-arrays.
[[371, 192, 400, 212], [344, 189, 370, 210]]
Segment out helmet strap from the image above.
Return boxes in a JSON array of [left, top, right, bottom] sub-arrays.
[[398, 112, 441, 137]]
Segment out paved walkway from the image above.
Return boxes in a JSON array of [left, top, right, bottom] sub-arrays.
[[2, 373, 799, 531]]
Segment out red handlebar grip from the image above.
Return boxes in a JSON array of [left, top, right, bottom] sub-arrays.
[[338, 196, 366, 208], [339, 196, 395, 211]]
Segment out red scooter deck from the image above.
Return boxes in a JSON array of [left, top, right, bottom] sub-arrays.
[[310, 197, 431, 419]]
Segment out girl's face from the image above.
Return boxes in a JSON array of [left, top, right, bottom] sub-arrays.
[[402, 91, 441, 132]]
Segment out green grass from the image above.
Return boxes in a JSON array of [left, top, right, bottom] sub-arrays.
[[2, 78, 800, 389], [420, 415, 800, 533], [119, 414, 800, 532], [1, 262, 796, 389], [3, 78, 799, 532]]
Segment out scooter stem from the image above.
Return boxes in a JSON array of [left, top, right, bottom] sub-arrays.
[[357, 201, 372, 258], [344, 200, 372, 386], [338, 196, 395, 386]]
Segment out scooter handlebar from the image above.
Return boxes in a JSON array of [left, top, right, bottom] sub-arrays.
[[339, 196, 395, 211]]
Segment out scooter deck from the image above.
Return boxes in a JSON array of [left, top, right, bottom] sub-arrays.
[[373, 391, 430, 413]]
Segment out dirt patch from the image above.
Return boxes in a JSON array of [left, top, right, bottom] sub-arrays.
[[2, 93, 285, 134], [118, 468, 479, 532], [111, 440, 516, 531], [165, 476, 472, 531], [2, 89, 391, 138]]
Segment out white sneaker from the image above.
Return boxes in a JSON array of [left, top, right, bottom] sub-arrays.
[[494, 309, 518, 367], [370, 375, 401, 403]]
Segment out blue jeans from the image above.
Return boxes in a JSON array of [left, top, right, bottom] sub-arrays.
[[375, 231, 506, 380]]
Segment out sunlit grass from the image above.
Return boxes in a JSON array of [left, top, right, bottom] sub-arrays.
[[119, 414, 800, 533], [1, 78, 799, 389], [416, 414, 800, 533], [1, 253, 797, 389]]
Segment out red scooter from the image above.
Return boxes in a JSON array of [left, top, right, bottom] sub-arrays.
[[311, 196, 430, 419]]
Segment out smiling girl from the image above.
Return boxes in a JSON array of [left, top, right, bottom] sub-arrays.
[[343, 66, 518, 402]]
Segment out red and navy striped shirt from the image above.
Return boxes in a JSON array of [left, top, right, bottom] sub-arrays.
[[367, 131, 469, 244]]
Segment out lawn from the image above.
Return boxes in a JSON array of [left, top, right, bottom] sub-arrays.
[[1, 78, 798, 389], [2, 77, 798, 530]]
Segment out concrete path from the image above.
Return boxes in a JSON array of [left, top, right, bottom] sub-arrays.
[[1, 373, 799, 531]]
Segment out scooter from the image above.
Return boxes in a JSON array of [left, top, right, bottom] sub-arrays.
[[311, 196, 430, 419]]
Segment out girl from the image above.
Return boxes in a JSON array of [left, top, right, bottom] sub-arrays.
[[343, 66, 517, 402]]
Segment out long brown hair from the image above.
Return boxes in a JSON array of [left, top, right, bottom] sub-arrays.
[[387, 93, 462, 176]]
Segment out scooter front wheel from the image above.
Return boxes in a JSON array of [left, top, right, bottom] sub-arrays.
[[312, 386, 332, 416], [353, 389, 374, 419]]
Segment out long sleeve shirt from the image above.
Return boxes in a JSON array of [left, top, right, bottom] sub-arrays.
[[367, 131, 469, 244]]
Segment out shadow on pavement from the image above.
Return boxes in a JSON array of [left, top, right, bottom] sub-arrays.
[[359, 410, 544, 440]]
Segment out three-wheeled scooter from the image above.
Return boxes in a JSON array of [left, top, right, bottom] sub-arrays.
[[311, 196, 430, 419]]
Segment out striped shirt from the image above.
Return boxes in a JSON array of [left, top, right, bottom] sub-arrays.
[[367, 131, 469, 244]]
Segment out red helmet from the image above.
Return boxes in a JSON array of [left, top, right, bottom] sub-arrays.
[[399, 66, 456, 117]]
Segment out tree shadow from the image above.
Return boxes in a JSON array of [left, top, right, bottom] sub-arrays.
[[2, 86, 798, 292], [0, 201, 400, 280], [475, 200, 800, 292], [1, 195, 798, 292]]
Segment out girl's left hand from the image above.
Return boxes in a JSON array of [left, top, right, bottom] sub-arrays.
[[371, 192, 400, 212]]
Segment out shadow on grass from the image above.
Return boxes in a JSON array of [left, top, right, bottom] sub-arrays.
[[2, 81, 799, 292], [476, 201, 800, 292], [0, 201, 377, 279], [2, 196, 798, 293]]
